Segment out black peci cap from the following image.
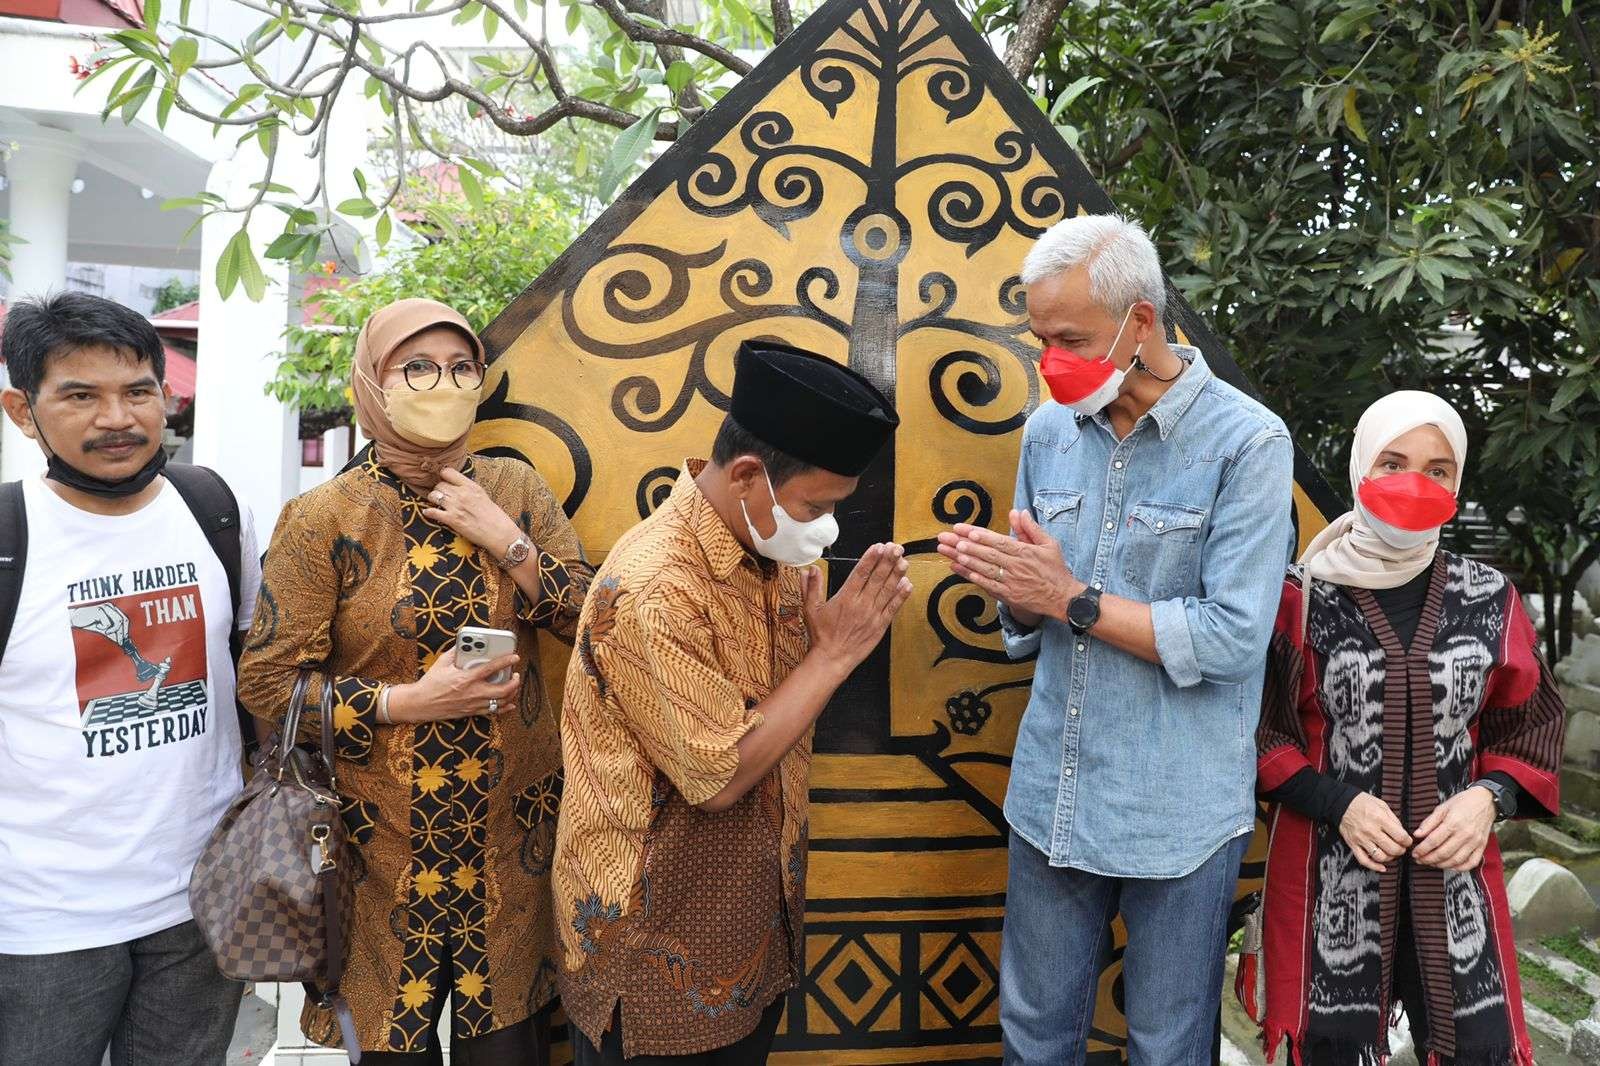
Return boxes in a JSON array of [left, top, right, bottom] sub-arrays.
[[729, 340, 900, 477]]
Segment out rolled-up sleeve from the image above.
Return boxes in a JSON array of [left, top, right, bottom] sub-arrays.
[[1150, 429, 1294, 688], [593, 587, 762, 806], [998, 435, 1043, 660]]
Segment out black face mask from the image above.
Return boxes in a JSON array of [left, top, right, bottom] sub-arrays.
[[26, 400, 169, 499]]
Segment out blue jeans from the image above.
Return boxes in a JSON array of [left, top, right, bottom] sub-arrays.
[[1000, 832, 1249, 1065]]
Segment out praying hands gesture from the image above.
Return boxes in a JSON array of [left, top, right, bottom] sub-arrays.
[[936, 509, 1084, 625]]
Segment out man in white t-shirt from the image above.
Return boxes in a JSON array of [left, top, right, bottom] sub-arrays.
[[0, 292, 261, 1066]]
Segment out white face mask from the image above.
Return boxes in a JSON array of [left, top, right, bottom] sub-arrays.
[[741, 469, 839, 567], [1356, 501, 1438, 550]]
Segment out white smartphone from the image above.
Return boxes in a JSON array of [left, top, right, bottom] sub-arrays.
[[455, 626, 518, 685]]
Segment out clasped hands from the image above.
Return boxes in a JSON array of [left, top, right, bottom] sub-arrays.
[[935, 508, 1083, 627], [1342, 787, 1497, 873]]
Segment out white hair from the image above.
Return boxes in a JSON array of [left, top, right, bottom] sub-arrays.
[[1020, 214, 1167, 322]]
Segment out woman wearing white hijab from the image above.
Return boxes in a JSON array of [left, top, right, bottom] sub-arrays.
[[1247, 392, 1564, 1066]]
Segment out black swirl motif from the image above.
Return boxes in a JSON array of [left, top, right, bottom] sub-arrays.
[[330, 536, 372, 602], [636, 466, 680, 519], [903, 133, 1068, 258], [932, 479, 993, 528], [999, 274, 1027, 317], [475, 375, 593, 518], [800, 49, 872, 118], [922, 59, 983, 123], [903, 270, 1042, 418], [797, 267, 849, 335], [611, 338, 726, 434], [903, 482, 1032, 666], [930, 350, 1028, 435], [599, 243, 726, 326], [675, 111, 870, 237]]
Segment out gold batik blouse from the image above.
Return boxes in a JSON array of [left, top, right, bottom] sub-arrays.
[[237, 450, 592, 1052], [553, 460, 812, 1057]]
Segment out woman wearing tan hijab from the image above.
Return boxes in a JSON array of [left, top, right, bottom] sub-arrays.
[[238, 298, 592, 1064], [1246, 392, 1563, 1065]]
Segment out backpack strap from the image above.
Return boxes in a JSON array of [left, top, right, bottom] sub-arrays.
[[0, 481, 27, 668], [163, 464, 256, 751]]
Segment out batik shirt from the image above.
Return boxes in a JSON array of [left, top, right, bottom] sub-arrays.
[[238, 450, 591, 1052], [553, 460, 811, 1057]]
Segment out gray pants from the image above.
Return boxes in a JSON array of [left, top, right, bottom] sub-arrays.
[[0, 919, 242, 1066]]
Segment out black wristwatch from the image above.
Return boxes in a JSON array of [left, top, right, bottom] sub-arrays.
[[1472, 778, 1516, 821], [1066, 586, 1102, 635]]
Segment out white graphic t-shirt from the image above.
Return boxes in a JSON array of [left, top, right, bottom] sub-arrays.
[[0, 475, 261, 954]]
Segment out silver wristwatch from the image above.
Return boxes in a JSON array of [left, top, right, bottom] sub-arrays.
[[500, 534, 533, 569]]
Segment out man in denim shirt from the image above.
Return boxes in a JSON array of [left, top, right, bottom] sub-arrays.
[[939, 215, 1293, 1064]]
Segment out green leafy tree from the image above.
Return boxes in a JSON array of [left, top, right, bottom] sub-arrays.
[[79, 0, 819, 298], [150, 276, 201, 313], [986, 0, 1599, 661], [269, 186, 576, 412]]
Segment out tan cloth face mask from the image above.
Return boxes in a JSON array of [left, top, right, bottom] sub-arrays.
[[357, 366, 483, 448]]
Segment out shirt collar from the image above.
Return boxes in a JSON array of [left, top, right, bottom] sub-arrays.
[[668, 458, 755, 582], [1076, 345, 1210, 441]]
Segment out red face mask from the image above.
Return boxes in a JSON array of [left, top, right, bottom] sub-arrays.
[[1038, 306, 1139, 414], [1357, 472, 1458, 532], [1039, 346, 1123, 414]]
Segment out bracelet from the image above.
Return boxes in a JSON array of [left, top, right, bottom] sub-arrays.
[[378, 685, 393, 726]]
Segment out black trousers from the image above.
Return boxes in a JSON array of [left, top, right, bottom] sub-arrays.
[[571, 998, 786, 1066]]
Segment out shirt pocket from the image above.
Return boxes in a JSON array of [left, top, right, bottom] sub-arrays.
[[1032, 490, 1084, 551], [1122, 501, 1207, 601]]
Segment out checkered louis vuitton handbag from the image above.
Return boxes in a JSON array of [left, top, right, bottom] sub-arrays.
[[190, 668, 362, 1059]]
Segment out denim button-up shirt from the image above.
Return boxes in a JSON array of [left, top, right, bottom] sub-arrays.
[[999, 349, 1294, 877]]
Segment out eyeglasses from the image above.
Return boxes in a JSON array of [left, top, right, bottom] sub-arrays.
[[401, 358, 486, 391]]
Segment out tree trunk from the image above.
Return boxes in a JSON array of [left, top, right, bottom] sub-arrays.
[[1003, 0, 1072, 80], [1558, 537, 1600, 663], [1539, 565, 1559, 665]]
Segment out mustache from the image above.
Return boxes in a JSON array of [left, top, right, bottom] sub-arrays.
[[83, 432, 150, 452]]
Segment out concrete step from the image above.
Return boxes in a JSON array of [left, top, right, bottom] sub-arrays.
[[1566, 810, 1600, 840], [1522, 944, 1600, 998], [1532, 821, 1600, 862], [1503, 848, 1539, 875], [1564, 765, 1600, 815], [1526, 1003, 1575, 1051]]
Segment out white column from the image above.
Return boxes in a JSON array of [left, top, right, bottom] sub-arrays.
[[1, 127, 83, 481], [190, 155, 299, 544], [321, 424, 351, 481]]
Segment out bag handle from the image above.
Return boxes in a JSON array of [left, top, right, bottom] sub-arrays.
[[316, 672, 338, 791], [274, 668, 317, 780], [307, 672, 357, 1060]]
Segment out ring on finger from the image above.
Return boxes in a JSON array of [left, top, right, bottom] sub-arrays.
[[1368, 845, 1384, 859], [488, 698, 499, 713]]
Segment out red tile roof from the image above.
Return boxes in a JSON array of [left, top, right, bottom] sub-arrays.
[[151, 300, 199, 321]]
